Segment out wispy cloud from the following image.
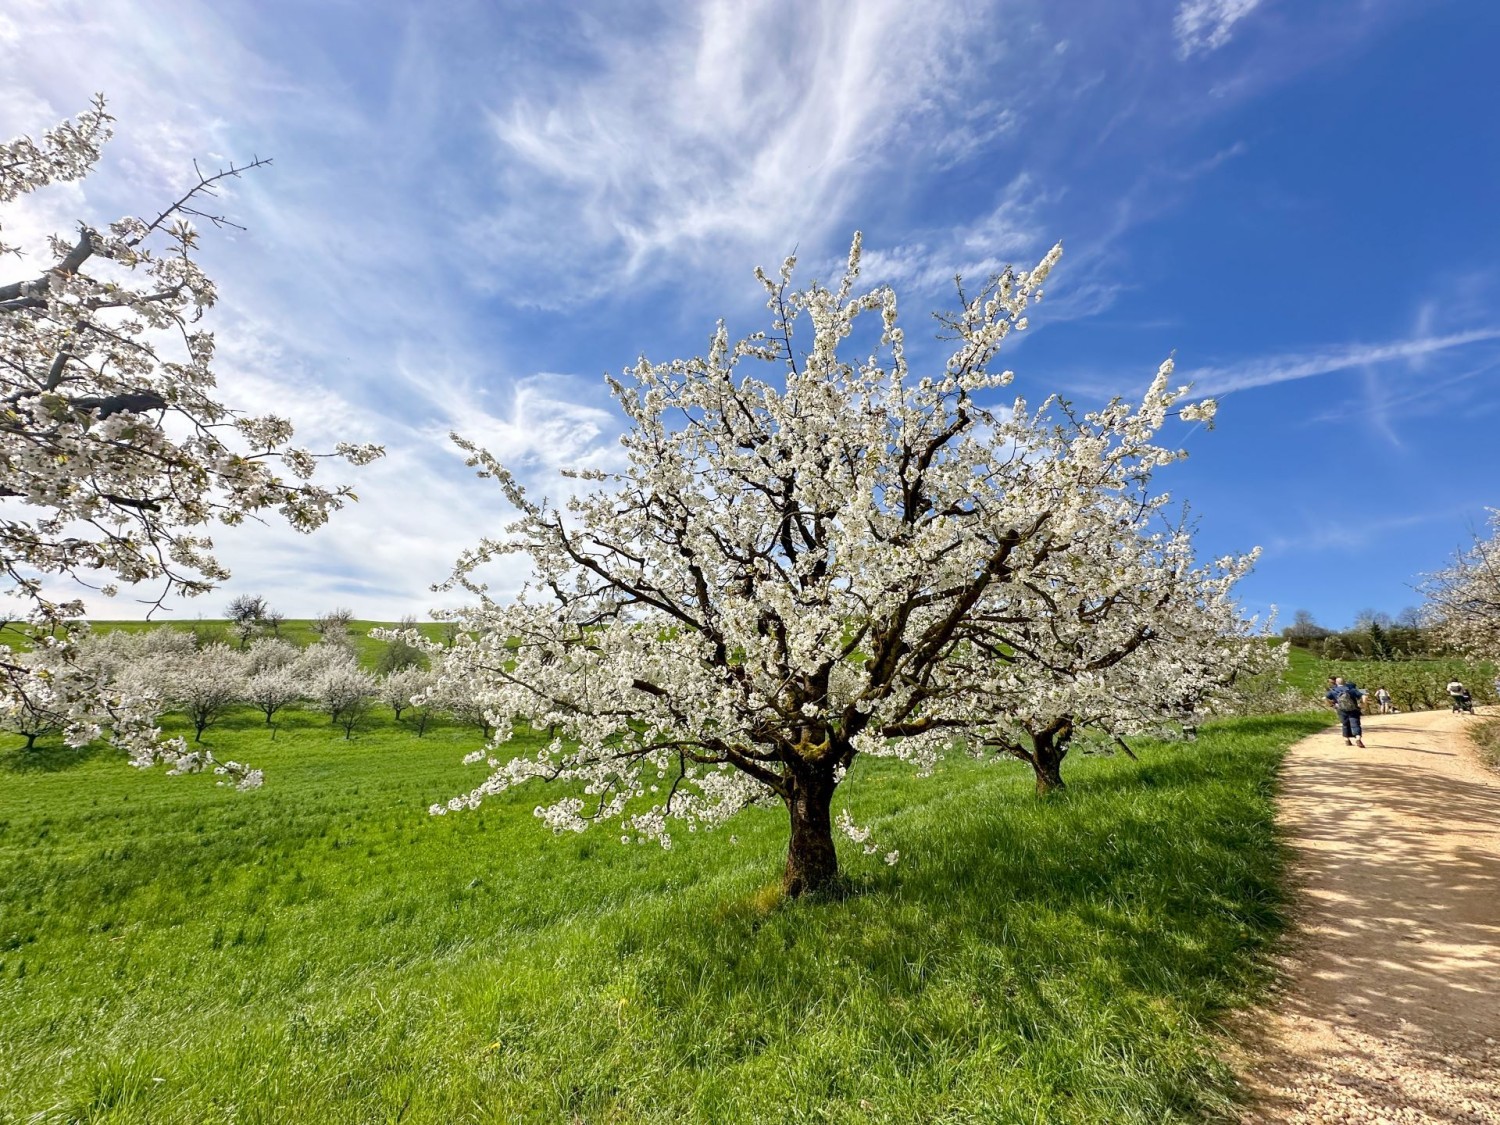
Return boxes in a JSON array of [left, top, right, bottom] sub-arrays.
[[1174, 0, 1263, 59], [1, 0, 1465, 629], [1263, 507, 1467, 558], [476, 0, 1026, 302], [855, 174, 1051, 295], [1184, 329, 1500, 395]]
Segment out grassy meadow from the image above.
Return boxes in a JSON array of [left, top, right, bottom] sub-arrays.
[[0, 687, 1330, 1124]]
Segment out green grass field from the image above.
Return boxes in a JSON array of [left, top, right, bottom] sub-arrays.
[[0, 705, 1330, 1123], [1281, 646, 1321, 694]]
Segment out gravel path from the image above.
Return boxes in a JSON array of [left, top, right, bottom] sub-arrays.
[[1238, 707, 1500, 1124]]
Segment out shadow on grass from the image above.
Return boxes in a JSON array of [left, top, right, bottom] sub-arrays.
[[593, 717, 1326, 1119], [0, 740, 106, 773]]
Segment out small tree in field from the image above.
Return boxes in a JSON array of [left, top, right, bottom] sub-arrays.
[[159, 644, 248, 742], [956, 536, 1274, 793], [313, 608, 355, 649], [377, 666, 430, 722], [245, 665, 300, 725], [427, 236, 1238, 897], [312, 659, 374, 738], [0, 99, 381, 786], [375, 618, 425, 675], [226, 595, 268, 648], [1423, 510, 1500, 661], [0, 651, 69, 749], [246, 636, 298, 675], [429, 675, 494, 740]]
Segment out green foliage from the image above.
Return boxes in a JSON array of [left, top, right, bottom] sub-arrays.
[[375, 633, 427, 675], [0, 706, 1326, 1123], [1281, 613, 1440, 661], [1313, 657, 1497, 712]]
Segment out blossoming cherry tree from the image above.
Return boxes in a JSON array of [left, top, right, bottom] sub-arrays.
[[429, 236, 1237, 896]]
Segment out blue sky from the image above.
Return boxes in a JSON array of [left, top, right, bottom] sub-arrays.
[[2, 0, 1496, 630]]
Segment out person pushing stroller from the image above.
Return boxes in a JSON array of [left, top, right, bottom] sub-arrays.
[[1447, 680, 1474, 714], [1327, 676, 1366, 747]]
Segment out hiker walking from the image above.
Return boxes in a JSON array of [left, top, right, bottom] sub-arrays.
[[1326, 676, 1366, 747], [1374, 685, 1392, 714]]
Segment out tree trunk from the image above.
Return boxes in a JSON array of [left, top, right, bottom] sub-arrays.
[[24, 731, 38, 750], [1030, 724, 1070, 796], [1032, 748, 1066, 796], [783, 773, 839, 898]]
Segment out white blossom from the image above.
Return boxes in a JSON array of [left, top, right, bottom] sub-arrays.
[[308, 652, 375, 738], [1422, 508, 1500, 660], [244, 665, 301, 725]]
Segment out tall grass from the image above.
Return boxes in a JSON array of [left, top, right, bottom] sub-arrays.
[[0, 708, 1327, 1123], [1471, 716, 1500, 773]]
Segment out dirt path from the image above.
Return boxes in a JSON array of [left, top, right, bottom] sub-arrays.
[[1238, 708, 1500, 1123]]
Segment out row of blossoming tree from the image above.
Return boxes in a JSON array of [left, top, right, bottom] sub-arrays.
[[6, 103, 1279, 896], [1, 628, 487, 763]]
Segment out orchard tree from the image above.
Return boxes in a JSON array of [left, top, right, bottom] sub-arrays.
[[951, 532, 1274, 793], [226, 594, 268, 647], [428, 674, 495, 740], [377, 666, 430, 722], [313, 608, 355, 648], [1422, 509, 1500, 660], [311, 657, 374, 738], [375, 618, 425, 675], [245, 665, 300, 725], [0, 99, 381, 785], [425, 236, 1239, 897], [245, 635, 298, 675], [0, 650, 69, 749], [158, 643, 248, 742]]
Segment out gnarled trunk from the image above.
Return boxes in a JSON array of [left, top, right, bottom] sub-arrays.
[[782, 771, 838, 898], [1032, 745, 1066, 795], [1029, 720, 1072, 796]]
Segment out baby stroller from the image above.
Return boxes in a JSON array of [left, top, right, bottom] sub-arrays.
[[1448, 685, 1474, 713]]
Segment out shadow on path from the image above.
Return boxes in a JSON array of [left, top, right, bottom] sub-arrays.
[[1239, 710, 1500, 1123]]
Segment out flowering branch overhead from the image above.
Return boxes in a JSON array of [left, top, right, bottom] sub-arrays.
[[0, 97, 383, 783]]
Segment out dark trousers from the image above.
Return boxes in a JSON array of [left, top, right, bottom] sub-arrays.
[[1340, 711, 1362, 738]]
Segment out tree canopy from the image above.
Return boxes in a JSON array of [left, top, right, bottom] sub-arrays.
[[425, 236, 1263, 895]]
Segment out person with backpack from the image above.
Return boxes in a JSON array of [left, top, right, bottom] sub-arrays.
[[1326, 676, 1366, 747]]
